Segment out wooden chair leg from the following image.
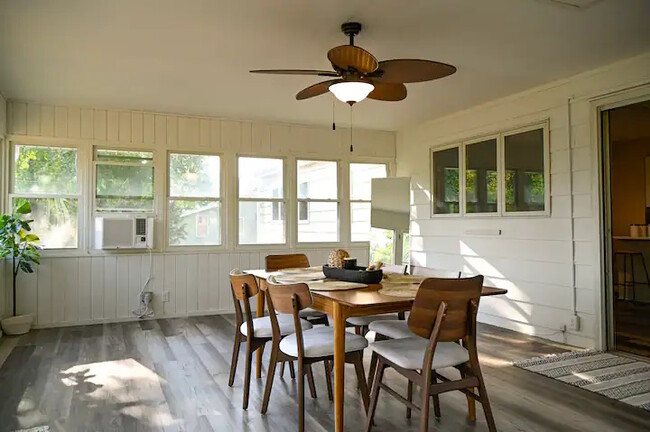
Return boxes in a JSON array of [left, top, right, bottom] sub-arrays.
[[289, 361, 296, 379], [243, 341, 253, 410], [261, 346, 279, 414], [367, 351, 378, 391], [419, 374, 431, 432], [306, 364, 317, 398], [353, 352, 370, 413], [279, 361, 285, 378], [476, 370, 497, 432], [365, 359, 386, 432], [256, 342, 265, 379], [228, 333, 241, 387], [355, 326, 362, 335], [298, 361, 305, 432], [432, 373, 441, 418], [324, 360, 334, 401], [460, 368, 476, 421], [406, 380, 413, 419]]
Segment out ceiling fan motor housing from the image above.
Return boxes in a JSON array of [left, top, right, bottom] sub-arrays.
[[341, 22, 362, 45]]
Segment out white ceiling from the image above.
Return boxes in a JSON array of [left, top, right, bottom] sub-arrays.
[[1, 0, 649, 131]]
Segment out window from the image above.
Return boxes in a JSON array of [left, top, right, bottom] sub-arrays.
[[297, 160, 338, 242], [431, 147, 460, 214], [11, 144, 79, 249], [350, 162, 388, 244], [168, 153, 221, 246], [95, 149, 154, 212], [504, 128, 546, 212], [238, 157, 285, 244], [465, 138, 498, 214]]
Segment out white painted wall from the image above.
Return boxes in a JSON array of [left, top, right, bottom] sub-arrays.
[[0, 101, 389, 327], [397, 53, 650, 349]]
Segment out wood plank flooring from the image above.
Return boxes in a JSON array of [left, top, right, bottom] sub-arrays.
[[1, 317, 649, 432]]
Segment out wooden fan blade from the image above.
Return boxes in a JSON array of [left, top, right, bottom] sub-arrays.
[[372, 59, 456, 83], [250, 69, 339, 77], [367, 82, 407, 101], [327, 45, 378, 74], [296, 79, 342, 100]]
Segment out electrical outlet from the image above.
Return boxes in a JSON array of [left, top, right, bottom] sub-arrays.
[[162, 291, 170, 303], [569, 315, 581, 331]]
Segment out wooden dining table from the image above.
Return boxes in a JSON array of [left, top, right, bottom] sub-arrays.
[[245, 269, 508, 432]]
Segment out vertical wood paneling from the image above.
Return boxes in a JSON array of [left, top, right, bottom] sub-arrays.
[[270, 124, 289, 154], [118, 111, 131, 143], [199, 118, 210, 148], [179, 117, 200, 148], [131, 112, 143, 144], [107, 110, 119, 141], [208, 254, 220, 310], [186, 254, 198, 313], [103, 256, 117, 319], [221, 121, 241, 152], [18, 268, 37, 318], [167, 115, 178, 148], [26, 103, 41, 136], [143, 113, 155, 144], [163, 255, 176, 315], [91, 256, 104, 320], [67, 106, 81, 139], [218, 254, 231, 311], [78, 257, 92, 322], [40, 105, 55, 137], [10, 101, 27, 135], [197, 254, 209, 311], [209, 119, 221, 150], [54, 106, 68, 138], [240, 121, 252, 153], [152, 254, 164, 315], [36, 259, 52, 325], [94, 109, 107, 140], [116, 256, 130, 317], [175, 254, 188, 314], [51, 258, 66, 323], [155, 114, 167, 146], [62, 258, 79, 323], [252, 123, 271, 154], [128, 255, 142, 315], [81, 108, 94, 139]]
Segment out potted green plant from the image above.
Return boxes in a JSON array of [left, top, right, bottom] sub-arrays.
[[0, 201, 41, 335]]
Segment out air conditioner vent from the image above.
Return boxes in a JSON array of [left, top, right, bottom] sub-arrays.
[[135, 218, 147, 236]]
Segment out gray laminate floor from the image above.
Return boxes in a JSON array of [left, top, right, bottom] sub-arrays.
[[0, 317, 649, 432]]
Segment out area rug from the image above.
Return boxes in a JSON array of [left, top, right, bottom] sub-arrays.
[[514, 350, 650, 412], [13, 427, 50, 432]]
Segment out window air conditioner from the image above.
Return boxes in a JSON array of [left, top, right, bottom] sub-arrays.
[[95, 215, 154, 249]]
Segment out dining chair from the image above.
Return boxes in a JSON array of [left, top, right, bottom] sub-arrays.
[[263, 280, 370, 432], [366, 267, 462, 388], [346, 263, 408, 335], [265, 253, 330, 326], [365, 275, 497, 432], [228, 270, 314, 410]]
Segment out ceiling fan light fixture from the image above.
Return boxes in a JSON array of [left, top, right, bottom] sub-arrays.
[[329, 81, 374, 105]]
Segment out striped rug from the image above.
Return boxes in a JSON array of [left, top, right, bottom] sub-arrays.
[[513, 351, 650, 412]]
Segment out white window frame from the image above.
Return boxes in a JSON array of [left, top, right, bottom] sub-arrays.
[[349, 162, 389, 244], [236, 154, 287, 246], [93, 146, 155, 214], [430, 120, 550, 218], [9, 141, 82, 250], [166, 150, 223, 249], [501, 122, 551, 217], [296, 158, 340, 244], [430, 143, 462, 217], [462, 134, 501, 217]]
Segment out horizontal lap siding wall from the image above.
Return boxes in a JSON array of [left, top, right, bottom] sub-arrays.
[[398, 53, 650, 349], [0, 100, 389, 327]]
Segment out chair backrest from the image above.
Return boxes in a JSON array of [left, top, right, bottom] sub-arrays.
[[229, 270, 261, 329], [410, 265, 461, 279], [407, 275, 483, 342], [265, 281, 313, 358], [265, 253, 310, 271], [382, 263, 407, 275]]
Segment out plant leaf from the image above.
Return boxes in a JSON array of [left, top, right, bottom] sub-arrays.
[[15, 201, 32, 215]]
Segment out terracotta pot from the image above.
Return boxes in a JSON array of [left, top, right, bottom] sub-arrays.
[[1, 314, 33, 335]]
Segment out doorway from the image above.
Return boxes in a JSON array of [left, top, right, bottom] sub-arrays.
[[603, 99, 650, 357]]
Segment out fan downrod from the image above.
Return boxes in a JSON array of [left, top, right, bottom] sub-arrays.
[[341, 22, 362, 45]]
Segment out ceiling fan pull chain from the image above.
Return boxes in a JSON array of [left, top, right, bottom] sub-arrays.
[[332, 96, 336, 131], [349, 105, 353, 152]]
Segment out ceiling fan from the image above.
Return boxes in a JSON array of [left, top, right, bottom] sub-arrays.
[[250, 22, 457, 105]]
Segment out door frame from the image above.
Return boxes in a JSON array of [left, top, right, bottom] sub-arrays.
[[593, 85, 650, 351]]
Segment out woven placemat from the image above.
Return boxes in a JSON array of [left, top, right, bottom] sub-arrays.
[[308, 280, 367, 291], [378, 283, 418, 298], [382, 274, 425, 284]]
